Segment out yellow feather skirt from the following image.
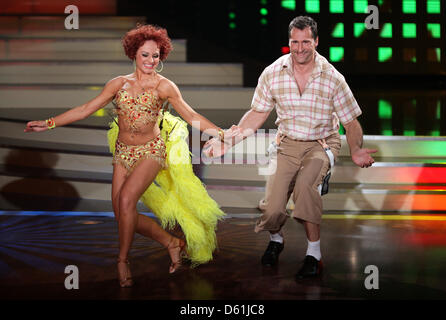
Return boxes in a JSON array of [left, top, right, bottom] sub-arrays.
[[107, 112, 225, 266]]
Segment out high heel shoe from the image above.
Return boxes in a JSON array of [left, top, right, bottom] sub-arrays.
[[117, 258, 133, 287], [167, 237, 186, 274]]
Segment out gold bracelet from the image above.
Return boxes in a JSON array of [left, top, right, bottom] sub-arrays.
[[46, 117, 56, 130], [217, 128, 225, 142]]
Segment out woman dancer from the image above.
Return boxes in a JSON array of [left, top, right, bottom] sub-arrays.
[[24, 24, 225, 287]]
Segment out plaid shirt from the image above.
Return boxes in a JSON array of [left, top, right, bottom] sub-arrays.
[[251, 52, 362, 140]]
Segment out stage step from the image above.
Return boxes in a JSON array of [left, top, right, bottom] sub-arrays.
[[0, 86, 254, 110], [1, 119, 445, 212], [0, 61, 243, 86], [0, 16, 145, 38], [1, 165, 445, 212], [0, 38, 187, 62]]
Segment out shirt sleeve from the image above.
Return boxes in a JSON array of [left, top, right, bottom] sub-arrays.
[[332, 79, 362, 125], [250, 69, 274, 113]]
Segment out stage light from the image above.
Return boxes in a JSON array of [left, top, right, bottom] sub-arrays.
[[305, 0, 320, 13], [403, 48, 417, 62], [378, 47, 392, 62], [380, 23, 393, 38], [379, 100, 393, 136], [330, 0, 344, 13], [260, 1, 268, 26], [354, 23, 366, 38], [402, 0, 417, 14], [427, 48, 442, 62], [281, 0, 296, 11], [281, 46, 290, 54], [427, 0, 441, 14], [332, 23, 344, 38], [378, 100, 392, 119], [228, 11, 236, 30], [427, 23, 441, 38], [402, 23, 417, 38], [353, 0, 368, 13], [329, 47, 344, 62]]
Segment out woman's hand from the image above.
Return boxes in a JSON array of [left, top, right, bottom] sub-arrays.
[[24, 120, 48, 133]]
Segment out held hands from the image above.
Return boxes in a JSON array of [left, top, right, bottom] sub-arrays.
[[24, 120, 49, 133], [351, 148, 378, 168], [203, 125, 243, 158]]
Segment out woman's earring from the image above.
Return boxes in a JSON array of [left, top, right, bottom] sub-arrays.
[[156, 60, 164, 73]]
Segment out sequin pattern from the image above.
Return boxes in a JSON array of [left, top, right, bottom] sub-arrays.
[[113, 88, 163, 133], [113, 135, 167, 173]]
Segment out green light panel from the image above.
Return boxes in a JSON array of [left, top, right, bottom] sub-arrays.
[[260, 8, 268, 15], [404, 100, 416, 136], [402, 23, 417, 38], [260, 18, 268, 25], [427, 48, 442, 62], [378, 100, 392, 119], [306, 0, 320, 13], [330, 47, 344, 62], [229, 11, 236, 29], [332, 23, 344, 38], [379, 100, 393, 135], [431, 100, 441, 136], [330, 0, 344, 13], [427, 0, 441, 14], [281, 0, 296, 10], [402, 0, 417, 13], [354, 23, 366, 38], [354, 0, 368, 13], [378, 47, 393, 62], [380, 23, 392, 38], [403, 48, 417, 62], [427, 24, 441, 38]]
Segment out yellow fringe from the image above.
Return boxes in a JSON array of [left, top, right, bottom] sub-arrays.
[[107, 112, 225, 266]]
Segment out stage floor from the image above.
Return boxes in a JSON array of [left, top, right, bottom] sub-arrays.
[[1, 212, 446, 300]]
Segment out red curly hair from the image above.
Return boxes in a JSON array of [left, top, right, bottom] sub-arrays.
[[122, 24, 173, 61]]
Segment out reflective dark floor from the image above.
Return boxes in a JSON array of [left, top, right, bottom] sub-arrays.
[[1, 212, 446, 300]]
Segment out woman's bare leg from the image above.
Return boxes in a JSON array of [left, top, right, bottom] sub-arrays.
[[112, 163, 175, 248], [112, 161, 184, 273]]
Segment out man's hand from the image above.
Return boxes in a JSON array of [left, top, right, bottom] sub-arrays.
[[203, 125, 243, 158], [351, 148, 377, 168], [203, 138, 231, 158]]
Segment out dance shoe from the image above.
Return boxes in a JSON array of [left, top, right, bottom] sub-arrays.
[[295, 255, 323, 279], [117, 258, 133, 288], [261, 241, 284, 266]]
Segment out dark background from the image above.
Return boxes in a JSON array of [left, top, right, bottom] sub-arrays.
[[116, 0, 446, 136]]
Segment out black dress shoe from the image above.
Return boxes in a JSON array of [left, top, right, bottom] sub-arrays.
[[261, 241, 284, 266], [295, 255, 323, 279]]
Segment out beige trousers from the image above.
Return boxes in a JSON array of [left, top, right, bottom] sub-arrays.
[[254, 133, 341, 233]]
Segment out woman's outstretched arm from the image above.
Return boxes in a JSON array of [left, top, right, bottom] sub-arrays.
[[24, 76, 124, 132], [158, 78, 222, 139]]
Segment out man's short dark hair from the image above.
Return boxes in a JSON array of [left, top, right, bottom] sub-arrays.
[[288, 16, 318, 40]]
